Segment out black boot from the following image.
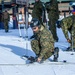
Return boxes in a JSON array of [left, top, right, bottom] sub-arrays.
[[28, 56, 37, 63], [66, 47, 71, 51], [53, 47, 59, 62]]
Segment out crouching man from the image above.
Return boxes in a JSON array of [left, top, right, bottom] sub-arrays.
[[29, 18, 59, 63]]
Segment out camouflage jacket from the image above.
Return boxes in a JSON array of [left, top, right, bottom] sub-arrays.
[[3, 11, 10, 21], [32, 1, 44, 20], [60, 15, 75, 39], [34, 25, 54, 59]]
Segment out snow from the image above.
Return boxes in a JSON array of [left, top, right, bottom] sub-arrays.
[[0, 23, 75, 75]]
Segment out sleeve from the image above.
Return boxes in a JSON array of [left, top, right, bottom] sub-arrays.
[[61, 18, 70, 39]]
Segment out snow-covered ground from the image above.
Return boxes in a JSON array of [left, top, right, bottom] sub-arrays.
[[0, 25, 75, 75]]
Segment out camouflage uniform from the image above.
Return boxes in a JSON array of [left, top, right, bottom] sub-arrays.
[[60, 15, 75, 48], [3, 10, 10, 32], [31, 25, 54, 60], [46, 0, 59, 41], [32, 0, 44, 24]]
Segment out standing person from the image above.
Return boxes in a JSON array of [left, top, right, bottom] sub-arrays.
[[46, 0, 59, 42], [32, 0, 45, 24], [29, 18, 59, 63], [60, 2, 75, 51], [3, 9, 10, 32]]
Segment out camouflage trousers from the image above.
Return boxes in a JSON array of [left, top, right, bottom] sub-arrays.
[[48, 20, 58, 41], [31, 40, 53, 60], [4, 20, 9, 32]]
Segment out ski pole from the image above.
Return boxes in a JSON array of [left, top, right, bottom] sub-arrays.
[[18, 23, 22, 37], [17, 13, 22, 37], [23, 0, 29, 58]]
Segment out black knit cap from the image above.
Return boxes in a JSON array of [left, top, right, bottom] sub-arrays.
[[30, 18, 40, 28]]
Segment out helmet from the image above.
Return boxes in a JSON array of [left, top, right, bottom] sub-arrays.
[[69, 2, 75, 14], [30, 18, 40, 28]]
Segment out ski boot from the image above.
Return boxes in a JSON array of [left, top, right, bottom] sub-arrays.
[[66, 47, 71, 51], [28, 56, 37, 63], [53, 47, 59, 62], [66, 47, 75, 51]]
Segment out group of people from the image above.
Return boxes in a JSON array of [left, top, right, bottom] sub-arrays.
[[0, 9, 10, 32], [27, 0, 75, 63], [0, 0, 75, 63]]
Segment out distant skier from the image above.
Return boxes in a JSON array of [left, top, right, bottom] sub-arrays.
[[29, 18, 59, 63], [59, 2, 75, 51], [3, 9, 10, 32]]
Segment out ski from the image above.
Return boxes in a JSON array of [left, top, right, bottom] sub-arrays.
[[21, 56, 75, 65], [0, 60, 75, 66]]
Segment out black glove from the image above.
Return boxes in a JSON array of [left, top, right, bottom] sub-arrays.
[[30, 35, 35, 39], [56, 21, 61, 28]]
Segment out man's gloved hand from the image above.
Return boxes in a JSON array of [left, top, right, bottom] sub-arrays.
[[56, 20, 61, 28], [37, 57, 42, 63]]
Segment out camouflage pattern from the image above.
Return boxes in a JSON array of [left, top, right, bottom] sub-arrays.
[[3, 11, 10, 32], [60, 15, 75, 48], [45, 0, 59, 41], [31, 25, 54, 60], [32, 1, 44, 24]]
